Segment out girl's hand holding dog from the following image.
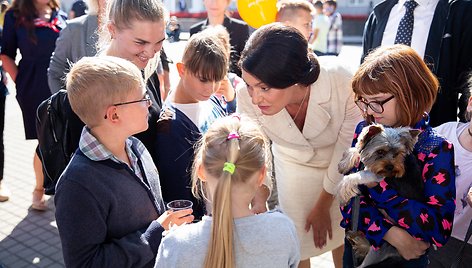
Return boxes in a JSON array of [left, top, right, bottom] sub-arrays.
[[384, 226, 429, 260], [305, 189, 333, 248], [157, 209, 194, 230]]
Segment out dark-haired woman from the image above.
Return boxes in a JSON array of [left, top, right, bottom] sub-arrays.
[[0, 0, 66, 210], [237, 23, 361, 268]]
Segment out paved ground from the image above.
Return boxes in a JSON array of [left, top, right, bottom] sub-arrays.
[[0, 42, 362, 268]]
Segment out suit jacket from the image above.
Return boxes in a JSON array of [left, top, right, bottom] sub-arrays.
[[48, 14, 98, 93], [362, 0, 472, 126], [189, 16, 249, 77]]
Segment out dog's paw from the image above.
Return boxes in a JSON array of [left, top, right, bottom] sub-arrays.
[[337, 174, 361, 204], [338, 148, 360, 174]]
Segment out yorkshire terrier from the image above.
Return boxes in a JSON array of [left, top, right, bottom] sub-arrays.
[[337, 124, 423, 267]]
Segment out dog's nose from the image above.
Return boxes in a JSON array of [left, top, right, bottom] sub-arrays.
[[385, 164, 394, 171]]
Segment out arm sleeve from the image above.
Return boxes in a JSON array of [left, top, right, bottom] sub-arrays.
[[0, 11, 18, 60], [323, 70, 362, 194], [55, 180, 164, 268], [154, 118, 197, 203], [367, 140, 456, 247], [48, 25, 72, 93]]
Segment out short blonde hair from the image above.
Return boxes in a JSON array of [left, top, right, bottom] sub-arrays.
[[276, 0, 314, 21], [66, 56, 144, 127]]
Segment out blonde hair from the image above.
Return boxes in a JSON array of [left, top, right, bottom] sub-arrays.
[[85, 0, 99, 15], [352, 45, 439, 127], [182, 30, 229, 82], [66, 56, 144, 127], [276, 0, 314, 21], [191, 115, 270, 268], [98, 0, 167, 51]]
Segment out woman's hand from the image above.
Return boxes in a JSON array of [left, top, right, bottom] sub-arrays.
[[157, 209, 194, 230], [305, 189, 334, 249], [383, 226, 430, 260]]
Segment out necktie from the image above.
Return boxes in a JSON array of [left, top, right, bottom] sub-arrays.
[[394, 0, 418, 46]]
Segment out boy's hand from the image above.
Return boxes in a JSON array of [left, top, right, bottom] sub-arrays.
[[215, 77, 235, 102], [157, 209, 194, 230]]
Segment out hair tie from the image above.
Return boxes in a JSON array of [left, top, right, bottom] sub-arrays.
[[231, 113, 241, 121], [223, 162, 236, 174], [227, 131, 240, 140]]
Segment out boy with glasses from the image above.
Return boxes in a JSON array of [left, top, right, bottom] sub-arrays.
[[55, 56, 194, 267]]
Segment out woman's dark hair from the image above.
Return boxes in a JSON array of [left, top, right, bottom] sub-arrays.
[[10, 0, 60, 43], [239, 22, 320, 89]]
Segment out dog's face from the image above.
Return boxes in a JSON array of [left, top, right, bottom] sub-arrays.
[[356, 125, 420, 178]]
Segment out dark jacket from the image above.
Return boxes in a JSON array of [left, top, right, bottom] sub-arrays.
[[154, 96, 236, 220], [362, 0, 472, 126], [190, 16, 249, 77], [55, 142, 166, 268]]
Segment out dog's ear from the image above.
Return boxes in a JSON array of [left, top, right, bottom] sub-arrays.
[[357, 124, 383, 151], [398, 128, 421, 152], [409, 129, 421, 139]]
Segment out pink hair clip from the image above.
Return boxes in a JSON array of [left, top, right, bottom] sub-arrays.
[[231, 113, 241, 121], [227, 131, 240, 140]]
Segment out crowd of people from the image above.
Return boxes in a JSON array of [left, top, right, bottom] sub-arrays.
[[0, 0, 471, 267]]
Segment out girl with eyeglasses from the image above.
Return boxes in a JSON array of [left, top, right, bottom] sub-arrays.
[[340, 44, 456, 267]]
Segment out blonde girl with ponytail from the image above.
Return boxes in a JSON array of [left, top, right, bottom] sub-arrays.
[[155, 115, 300, 268]]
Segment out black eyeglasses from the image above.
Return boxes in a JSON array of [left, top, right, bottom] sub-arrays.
[[355, 95, 394, 114], [112, 94, 151, 106], [104, 94, 151, 119]]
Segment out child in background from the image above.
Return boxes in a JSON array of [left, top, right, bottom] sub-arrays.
[[55, 56, 193, 267], [430, 74, 472, 267], [155, 115, 300, 268], [275, 0, 314, 41], [340, 45, 456, 267], [155, 29, 235, 220], [309, 0, 330, 56], [324, 0, 343, 56]]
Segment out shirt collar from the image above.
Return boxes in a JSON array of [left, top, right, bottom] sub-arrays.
[[79, 127, 116, 162], [398, 0, 438, 8]]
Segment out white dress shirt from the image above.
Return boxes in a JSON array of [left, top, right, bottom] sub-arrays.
[[381, 0, 439, 59]]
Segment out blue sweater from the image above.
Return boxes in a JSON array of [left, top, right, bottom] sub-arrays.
[[55, 144, 166, 268]]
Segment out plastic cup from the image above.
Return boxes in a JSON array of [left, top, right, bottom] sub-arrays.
[[166, 199, 193, 211]]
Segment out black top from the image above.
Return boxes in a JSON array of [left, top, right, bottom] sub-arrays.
[[190, 15, 250, 77]]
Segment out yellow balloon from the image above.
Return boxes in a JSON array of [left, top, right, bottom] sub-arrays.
[[237, 0, 277, 29]]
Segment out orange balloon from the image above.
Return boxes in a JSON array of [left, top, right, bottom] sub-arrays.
[[237, 0, 277, 29]]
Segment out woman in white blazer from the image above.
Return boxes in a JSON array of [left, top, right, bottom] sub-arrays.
[[237, 23, 361, 268]]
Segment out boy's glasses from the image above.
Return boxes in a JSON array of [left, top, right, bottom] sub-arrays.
[[112, 94, 151, 107], [104, 94, 151, 119], [355, 95, 394, 114]]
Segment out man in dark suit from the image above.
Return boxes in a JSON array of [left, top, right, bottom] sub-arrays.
[[190, 0, 249, 77], [362, 0, 472, 126]]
